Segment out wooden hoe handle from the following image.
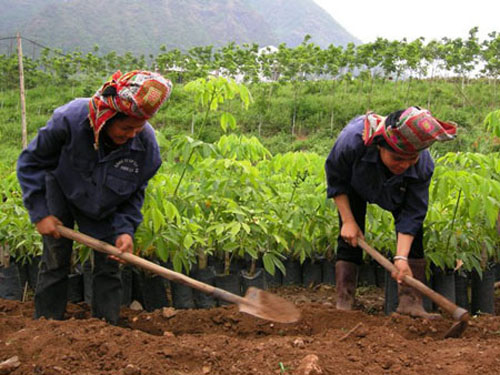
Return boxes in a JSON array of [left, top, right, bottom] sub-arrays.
[[357, 238, 468, 322], [56, 225, 246, 306], [56, 225, 302, 324]]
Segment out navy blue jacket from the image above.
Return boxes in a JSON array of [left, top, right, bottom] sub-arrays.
[[325, 116, 434, 236], [17, 98, 162, 237]]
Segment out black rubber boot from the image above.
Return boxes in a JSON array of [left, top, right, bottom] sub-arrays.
[[335, 260, 358, 310]]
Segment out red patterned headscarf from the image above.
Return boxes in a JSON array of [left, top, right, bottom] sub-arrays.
[[363, 107, 457, 154], [88, 70, 173, 148]]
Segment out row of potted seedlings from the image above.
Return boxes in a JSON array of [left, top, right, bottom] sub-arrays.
[[0, 141, 499, 314]]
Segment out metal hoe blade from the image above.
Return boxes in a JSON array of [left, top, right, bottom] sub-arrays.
[[238, 287, 301, 324], [444, 316, 469, 339]]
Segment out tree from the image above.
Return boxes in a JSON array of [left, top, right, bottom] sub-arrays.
[[441, 27, 480, 104], [481, 32, 500, 103]]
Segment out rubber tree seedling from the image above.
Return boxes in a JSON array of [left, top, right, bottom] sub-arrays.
[[174, 76, 252, 196]]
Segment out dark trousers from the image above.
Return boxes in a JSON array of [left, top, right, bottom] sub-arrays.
[[336, 190, 424, 265], [34, 174, 122, 324]]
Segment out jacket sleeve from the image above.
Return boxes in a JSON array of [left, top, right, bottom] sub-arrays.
[[16, 109, 69, 223]]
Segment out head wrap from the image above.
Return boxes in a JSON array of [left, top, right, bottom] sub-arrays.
[[88, 70, 173, 148], [363, 107, 457, 154]]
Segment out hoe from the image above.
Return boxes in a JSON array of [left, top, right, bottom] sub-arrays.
[[358, 237, 469, 338], [57, 225, 301, 324]]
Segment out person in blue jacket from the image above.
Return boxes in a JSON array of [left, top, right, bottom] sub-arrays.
[[17, 70, 172, 324], [325, 107, 456, 317]]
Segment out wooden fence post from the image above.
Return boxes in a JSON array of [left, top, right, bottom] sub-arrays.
[[17, 32, 28, 149]]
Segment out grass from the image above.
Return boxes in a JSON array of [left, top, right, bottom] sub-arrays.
[[1, 78, 499, 166]]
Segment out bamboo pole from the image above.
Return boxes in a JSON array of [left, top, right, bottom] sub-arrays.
[[17, 32, 28, 149]]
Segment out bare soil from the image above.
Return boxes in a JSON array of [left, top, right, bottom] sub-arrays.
[[1, 285, 500, 375]]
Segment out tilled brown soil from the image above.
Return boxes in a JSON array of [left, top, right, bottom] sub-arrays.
[[1, 285, 500, 375]]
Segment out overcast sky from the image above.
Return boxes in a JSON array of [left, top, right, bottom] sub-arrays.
[[313, 0, 500, 43]]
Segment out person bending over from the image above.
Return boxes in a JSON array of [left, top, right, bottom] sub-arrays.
[[325, 107, 456, 317]]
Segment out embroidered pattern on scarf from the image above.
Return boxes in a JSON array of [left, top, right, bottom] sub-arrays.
[[88, 70, 173, 148], [363, 107, 457, 154]]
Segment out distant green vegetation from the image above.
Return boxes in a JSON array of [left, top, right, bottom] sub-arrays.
[[2, 30, 500, 165], [0, 77, 498, 166]]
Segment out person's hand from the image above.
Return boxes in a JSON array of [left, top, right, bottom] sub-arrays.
[[109, 233, 134, 264], [340, 219, 364, 247], [35, 215, 63, 238], [391, 259, 412, 284]]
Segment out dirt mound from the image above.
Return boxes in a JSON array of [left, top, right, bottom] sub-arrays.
[[1, 285, 499, 375]]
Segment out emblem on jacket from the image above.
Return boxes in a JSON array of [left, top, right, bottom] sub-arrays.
[[114, 159, 140, 174]]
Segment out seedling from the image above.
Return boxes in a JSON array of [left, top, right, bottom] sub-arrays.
[[279, 362, 289, 374]]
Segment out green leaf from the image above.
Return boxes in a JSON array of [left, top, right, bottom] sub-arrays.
[[229, 222, 241, 237], [466, 195, 479, 220], [220, 112, 228, 133], [484, 109, 500, 137], [183, 234, 194, 249], [155, 239, 169, 262], [152, 207, 164, 233], [246, 247, 258, 259], [172, 252, 183, 273], [241, 222, 251, 234], [164, 200, 180, 223], [262, 253, 275, 275], [275, 257, 286, 275]]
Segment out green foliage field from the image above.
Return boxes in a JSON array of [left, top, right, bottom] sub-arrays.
[[1, 34, 499, 274], [2, 29, 500, 161], [1, 77, 498, 166]]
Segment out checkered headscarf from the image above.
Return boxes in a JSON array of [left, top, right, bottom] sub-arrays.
[[363, 107, 457, 154], [88, 70, 172, 148]]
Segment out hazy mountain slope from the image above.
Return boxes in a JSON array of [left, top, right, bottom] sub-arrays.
[[249, 0, 358, 47], [0, 0, 61, 35], [0, 0, 359, 55]]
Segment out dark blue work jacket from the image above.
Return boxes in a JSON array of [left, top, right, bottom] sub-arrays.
[[325, 116, 434, 236], [17, 99, 162, 237]]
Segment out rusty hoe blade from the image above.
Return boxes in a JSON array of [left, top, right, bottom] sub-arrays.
[[238, 287, 301, 324], [444, 311, 469, 339]]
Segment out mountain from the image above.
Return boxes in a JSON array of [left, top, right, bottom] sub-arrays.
[[0, 0, 360, 55], [248, 0, 356, 48]]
